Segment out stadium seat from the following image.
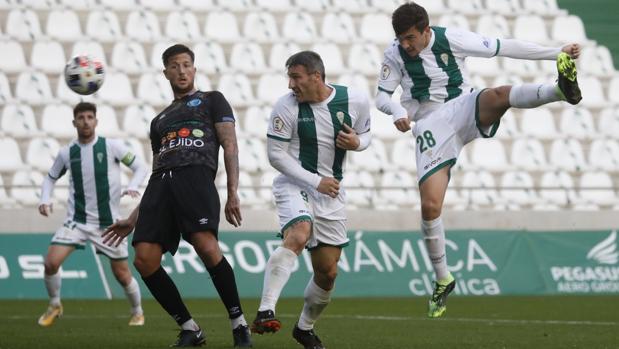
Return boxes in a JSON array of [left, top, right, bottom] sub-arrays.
[[55, 73, 82, 105], [293, 0, 329, 12], [578, 172, 617, 207], [438, 14, 471, 31], [461, 171, 502, 206], [218, 170, 263, 207], [205, 11, 241, 43], [369, 0, 405, 13], [193, 42, 228, 74], [269, 42, 302, 70], [483, 0, 522, 16], [492, 74, 524, 88], [137, 72, 173, 107], [559, 107, 595, 139], [466, 56, 500, 77], [31, 40, 66, 74], [376, 171, 419, 208], [230, 43, 268, 74], [58, 0, 95, 10], [195, 74, 213, 91], [468, 74, 487, 90], [446, 0, 484, 14], [237, 138, 268, 172], [142, 0, 177, 11], [99, 0, 138, 10], [510, 139, 549, 171], [11, 170, 44, 205], [243, 12, 279, 43], [344, 170, 376, 208], [15, 0, 59, 9], [598, 108, 619, 138], [519, 107, 558, 139], [1, 104, 41, 138], [216, 74, 257, 107], [359, 14, 393, 45], [178, 0, 216, 10], [86, 10, 122, 42], [539, 171, 577, 207], [257, 74, 289, 104], [348, 138, 389, 172], [348, 43, 382, 76], [165, 11, 201, 42], [95, 72, 134, 107], [46, 9, 81, 42], [513, 15, 548, 44], [95, 105, 122, 137], [0, 138, 24, 172], [588, 139, 619, 171], [71, 41, 107, 65], [390, 138, 416, 172], [0, 73, 13, 104], [502, 57, 538, 78], [522, 0, 562, 15], [579, 46, 615, 77], [579, 77, 607, 108], [332, 0, 372, 13], [470, 138, 510, 171], [608, 76, 619, 106], [494, 109, 519, 139], [125, 10, 163, 43], [217, 0, 256, 11], [475, 14, 510, 38], [310, 43, 345, 75], [552, 15, 588, 44], [257, 170, 278, 205], [549, 139, 587, 171], [414, 0, 446, 15], [0, 40, 26, 73], [111, 42, 148, 74], [149, 41, 175, 70], [336, 74, 371, 98], [321, 13, 356, 44], [282, 12, 318, 44], [255, 0, 292, 11], [500, 171, 540, 206], [41, 104, 75, 138], [123, 104, 157, 140], [26, 138, 60, 172], [15, 71, 53, 105], [370, 108, 400, 140], [0, 175, 17, 207], [6, 9, 41, 41], [243, 106, 270, 137]]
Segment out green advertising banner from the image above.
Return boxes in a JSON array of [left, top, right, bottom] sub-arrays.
[[0, 230, 617, 299]]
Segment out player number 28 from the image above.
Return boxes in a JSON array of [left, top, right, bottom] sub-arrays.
[[416, 130, 436, 153]]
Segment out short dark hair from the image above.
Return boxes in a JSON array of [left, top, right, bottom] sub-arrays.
[[285, 51, 326, 82], [73, 102, 96, 118], [392, 2, 429, 36], [162, 44, 195, 67]]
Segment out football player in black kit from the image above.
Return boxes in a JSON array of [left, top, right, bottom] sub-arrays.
[[102, 44, 252, 348]]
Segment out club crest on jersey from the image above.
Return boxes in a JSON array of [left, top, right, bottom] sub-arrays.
[[96, 152, 104, 163], [440, 53, 449, 66], [336, 111, 345, 124], [187, 99, 202, 107], [381, 64, 391, 80], [273, 116, 284, 132]]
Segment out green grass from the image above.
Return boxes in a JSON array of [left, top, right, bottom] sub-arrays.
[[1, 296, 618, 349]]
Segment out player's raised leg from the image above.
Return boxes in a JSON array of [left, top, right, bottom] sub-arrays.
[[419, 166, 456, 318], [38, 245, 74, 327], [110, 259, 144, 326]]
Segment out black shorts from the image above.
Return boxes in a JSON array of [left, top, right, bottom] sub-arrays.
[[133, 165, 220, 255]]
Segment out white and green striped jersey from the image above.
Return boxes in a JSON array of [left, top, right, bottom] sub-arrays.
[[267, 84, 371, 182], [44, 136, 146, 228], [378, 26, 499, 121]]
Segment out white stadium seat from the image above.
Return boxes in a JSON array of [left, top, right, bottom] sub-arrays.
[[142, 0, 177, 11], [95, 105, 122, 137], [293, 0, 329, 12], [519, 108, 558, 139], [123, 104, 157, 140], [230, 43, 268, 74], [243, 106, 270, 137], [41, 104, 75, 138], [510, 139, 549, 171], [111, 42, 148, 74], [446, 0, 484, 15], [466, 56, 500, 77], [31, 40, 66, 74], [359, 14, 393, 45], [370, 108, 400, 140], [310, 43, 345, 75], [598, 108, 619, 138], [492, 74, 524, 88], [349, 138, 389, 172], [137, 72, 173, 107], [552, 15, 588, 44], [336, 74, 371, 98], [470, 138, 510, 171], [46, 9, 82, 42], [369, 0, 405, 13], [559, 107, 596, 139], [257, 170, 278, 205], [588, 139, 619, 171], [461, 171, 501, 206], [55, 73, 82, 105], [348, 43, 382, 76], [608, 76, 619, 106], [0, 138, 25, 172], [0, 73, 13, 104], [86, 10, 122, 43], [218, 0, 256, 11], [332, 0, 372, 13], [344, 170, 376, 208], [377, 171, 419, 208], [579, 77, 607, 108], [549, 139, 587, 171], [15, 71, 53, 105], [414, 0, 446, 15], [11, 170, 44, 205], [205, 11, 241, 43], [579, 172, 617, 207], [95, 72, 134, 106], [321, 13, 356, 44], [522, 0, 562, 15], [71, 41, 107, 65], [0, 40, 26, 73], [149, 41, 174, 70], [256, 0, 292, 11], [257, 74, 289, 104], [483, 0, 522, 15], [513, 15, 549, 44], [217, 74, 257, 107], [539, 171, 577, 206], [390, 138, 417, 172], [58, 0, 97, 10], [502, 58, 538, 78], [99, 0, 138, 10], [0, 175, 17, 207], [243, 12, 279, 43], [6, 9, 41, 41], [579, 46, 615, 77], [494, 109, 519, 139], [500, 171, 539, 206], [165, 11, 201, 42], [1, 104, 41, 138], [237, 138, 268, 172], [282, 12, 318, 44], [218, 170, 263, 207], [195, 74, 213, 92], [475, 14, 510, 38], [125, 10, 163, 43], [194, 42, 229, 74], [438, 14, 471, 31], [269, 42, 302, 71], [26, 138, 60, 172]]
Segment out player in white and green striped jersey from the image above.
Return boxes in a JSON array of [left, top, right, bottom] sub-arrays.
[[37, 102, 148, 327], [376, 3, 582, 319]]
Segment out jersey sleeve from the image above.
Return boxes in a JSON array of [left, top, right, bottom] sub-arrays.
[[149, 118, 161, 155], [446, 27, 500, 58], [266, 97, 295, 142], [351, 89, 371, 135], [109, 139, 137, 167], [209, 91, 235, 123], [47, 148, 67, 180], [377, 45, 403, 94]]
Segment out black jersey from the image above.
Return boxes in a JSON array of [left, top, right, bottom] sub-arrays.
[[149, 90, 235, 174]]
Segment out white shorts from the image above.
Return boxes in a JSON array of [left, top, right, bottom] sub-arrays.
[[413, 89, 499, 183], [272, 175, 348, 250], [51, 220, 129, 260]]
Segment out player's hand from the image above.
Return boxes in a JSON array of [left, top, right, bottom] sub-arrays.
[[561, 43, 581, 59], [121, 189, 141, 198], [394, 118, 411, 132], [102, 219, 135, 247], [336, 124, 360, 150], [225, 192, 242, 227], [317, 177, 340, 198], [38, 204, 53, 217]]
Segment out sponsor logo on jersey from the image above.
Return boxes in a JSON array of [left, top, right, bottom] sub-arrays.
[[187, 98, 202, 107], [423, 156, 442, 171], [273, 116, 284, 132], [381, 64, 391, 80], [178, 128, 191, 138], [192, 129, 204, 137], [166, 131, 177, 140], [160, 137, 205, 152], [298, 117, 314, 123]]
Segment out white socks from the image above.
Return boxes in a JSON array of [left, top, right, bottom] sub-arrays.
[[508, 83, 561, 108], [231, 314, 248, 329], [297, 278, 331, 331], [181, 318, 200, 331], [44, 272, 61, 306], [123, 277, 143, 316], [422, 217, 450, 281], [258, 246, 297, 312]]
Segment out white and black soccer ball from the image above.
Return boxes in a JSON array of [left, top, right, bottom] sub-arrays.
[[64, 55, 105, 95]]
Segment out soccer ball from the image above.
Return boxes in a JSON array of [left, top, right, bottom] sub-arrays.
[[64, 55, 105, 95]]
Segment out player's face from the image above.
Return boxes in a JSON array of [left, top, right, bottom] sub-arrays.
[[397, 25, 431, 57], [73, 111, 97, 139], [287, 65, 321, 103], [164, 53, 196, 95]]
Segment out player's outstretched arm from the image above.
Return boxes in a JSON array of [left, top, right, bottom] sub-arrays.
[[216, 121, 242, 227], [375, 89, 411, 133], [561, 43, 581, 59], [102, 205, 139, 247]]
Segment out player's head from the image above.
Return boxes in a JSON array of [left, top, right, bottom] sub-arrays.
[[392, 2, 431, 57], [162, 44, 196, 95], [72, 102, 98, 139], [285, 50, 326, 103]]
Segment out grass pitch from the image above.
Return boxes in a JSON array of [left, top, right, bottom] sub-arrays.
[[0, 296, 617, 349]]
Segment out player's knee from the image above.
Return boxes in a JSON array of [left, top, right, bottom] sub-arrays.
[[421, 199, 442, 220], [133, 256, 158, 276], [315, 263, 338, 284], [44, 259, 60, 275]]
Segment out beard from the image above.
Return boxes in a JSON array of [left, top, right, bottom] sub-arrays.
[[171, 81, 195, 95]]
